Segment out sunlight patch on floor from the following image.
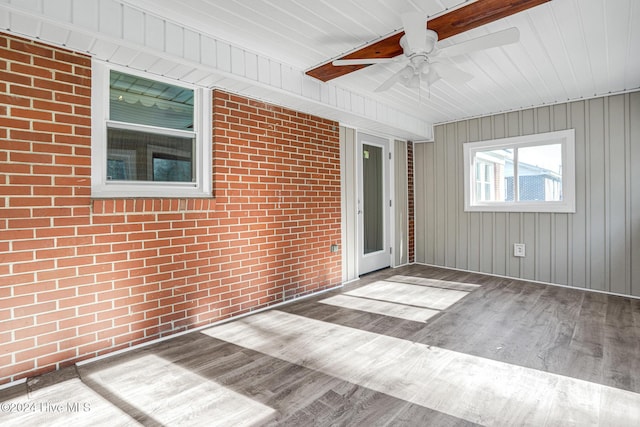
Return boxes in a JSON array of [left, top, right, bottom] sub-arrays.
[[319, 294, 441, 322], [84, 354, 275, 426], [387, 275, 481, 292], [201, 310, 640, 426], [0, 377, 136, 427], [344, 280, 470, 310], [319, 277, 476, 321]]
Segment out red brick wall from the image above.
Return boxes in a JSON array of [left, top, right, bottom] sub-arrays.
[[0, 33, 342, 385]]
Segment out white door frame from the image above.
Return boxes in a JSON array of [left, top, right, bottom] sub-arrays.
[[357, 132, 393, 275]]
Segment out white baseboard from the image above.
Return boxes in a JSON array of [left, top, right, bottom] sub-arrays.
[[415, 262, 640, 300], [78, 283, 343, 366]]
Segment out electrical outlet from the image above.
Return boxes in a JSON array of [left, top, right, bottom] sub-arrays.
[[514, 243, 526, 257], [330, 244, 339, 253]]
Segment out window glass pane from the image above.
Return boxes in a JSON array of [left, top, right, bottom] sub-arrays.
[[517, 144, 562, 201], [110, 70, 194, 131], [500, 149, 515, 202], [474, 149, 513, 202], [474, 160, 489, 201], [362, 144, 384, 254], [107, 127, 194, 182], [153, 157, 192, 182]]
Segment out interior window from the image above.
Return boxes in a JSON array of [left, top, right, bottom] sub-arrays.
[[463, 129, 575, 213], [91, 62, 212, 198]]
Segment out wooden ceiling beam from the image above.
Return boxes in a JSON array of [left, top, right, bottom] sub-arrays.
[[306, 0, 550, 82]]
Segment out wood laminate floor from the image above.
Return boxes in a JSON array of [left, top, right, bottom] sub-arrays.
[[2, 265, 640, 426]]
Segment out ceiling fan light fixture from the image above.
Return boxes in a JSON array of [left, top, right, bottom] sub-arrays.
[[400, 65, 414, 79], [425, 68, 441, 86], [407, 74, 421, 88]]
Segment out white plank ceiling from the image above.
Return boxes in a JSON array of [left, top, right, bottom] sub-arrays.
[[1, 0, 639, 140]]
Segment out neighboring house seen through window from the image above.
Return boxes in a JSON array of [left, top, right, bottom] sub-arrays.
[[91, 61, 212, 198], [463, 129, 575, 213]]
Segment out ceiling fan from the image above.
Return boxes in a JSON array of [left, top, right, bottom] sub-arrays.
[[306, 0, 550, 83], [331, 12, 520, 92]]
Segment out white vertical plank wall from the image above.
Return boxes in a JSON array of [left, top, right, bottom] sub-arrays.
[[415, 92, 640, 298], [340, 127, 358, 283]]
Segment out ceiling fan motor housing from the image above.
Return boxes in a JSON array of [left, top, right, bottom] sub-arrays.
[[400, 29, 438, 55]]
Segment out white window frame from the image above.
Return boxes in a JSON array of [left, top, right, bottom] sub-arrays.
[[475, 157, 496, 202], [91, 60, 212, 198], [463, 129, 575, 213]]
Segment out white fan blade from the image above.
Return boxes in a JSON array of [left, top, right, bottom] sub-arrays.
[[332, 57, 396, 66], [374, 71, 403, 92], [429, 62, 473, 85], [374, 65, 420, 92], [401, 12, 428, 53], [437, 27, 520, 58], [374, 66, 411, 92]]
